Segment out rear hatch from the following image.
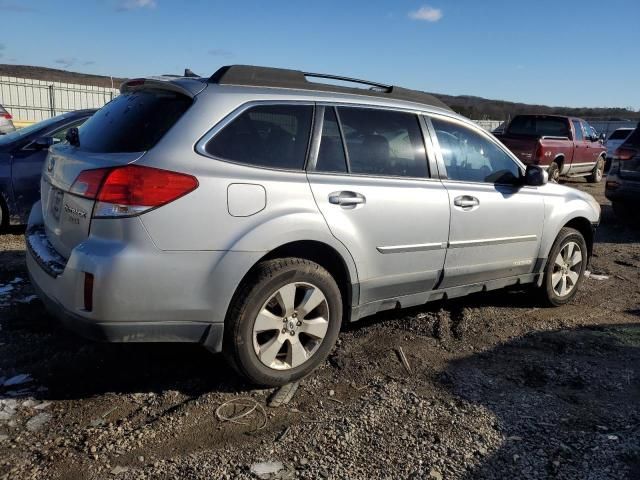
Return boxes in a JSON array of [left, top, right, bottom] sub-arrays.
[[40, 81, 197, 259]]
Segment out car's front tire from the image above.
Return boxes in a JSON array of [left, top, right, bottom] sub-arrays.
[[224, 258, 343, 386], [540, 227, 588, 307]]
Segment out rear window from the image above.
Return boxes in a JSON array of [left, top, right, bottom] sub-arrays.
[[77, 90, 192, 153], [507, 116, 570, 137], [609, 129, 632, 140], [623, 127, 640, 147], [205, 104, 313, 170]]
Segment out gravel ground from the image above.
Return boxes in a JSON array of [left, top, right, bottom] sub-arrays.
[[0, 180, 638, 480]]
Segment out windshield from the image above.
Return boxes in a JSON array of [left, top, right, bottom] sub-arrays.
[[0, 113, 73, 146]]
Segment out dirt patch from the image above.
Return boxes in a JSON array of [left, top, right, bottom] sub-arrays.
[[0, 180, 638, 479]]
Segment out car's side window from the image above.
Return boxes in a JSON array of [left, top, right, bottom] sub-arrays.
[[205, 104, 313, 170], [51, 119, 86, 142], [430, 117, 521, 185], [335, 107, 428, 178], [572, 120, 584, 141], [315, 107, 348, 173]]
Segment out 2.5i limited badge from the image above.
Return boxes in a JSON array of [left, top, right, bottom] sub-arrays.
[[64, 204, 87, 219]]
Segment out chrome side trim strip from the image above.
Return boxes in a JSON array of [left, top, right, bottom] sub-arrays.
[[448, 234, 537, 249], [377, 242, 447, 254]]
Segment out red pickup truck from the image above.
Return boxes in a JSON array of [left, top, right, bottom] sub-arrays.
[[495, 115, 606, 183]]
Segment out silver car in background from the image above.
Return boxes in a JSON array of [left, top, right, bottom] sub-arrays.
[[0, 104, 16, 135], [26, 65, 601, 386]]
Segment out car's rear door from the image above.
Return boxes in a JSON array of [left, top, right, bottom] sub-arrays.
[[307, 105, 450, 308], [427, 114, 544, 288]]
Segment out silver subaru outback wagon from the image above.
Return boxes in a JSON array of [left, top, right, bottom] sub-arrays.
[[26, 65, 600, 386]]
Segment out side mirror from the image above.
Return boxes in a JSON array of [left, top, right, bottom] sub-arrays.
[[599, 133, 606, 142], [32, 136, 58, 150], [524, 165, 548, 186]]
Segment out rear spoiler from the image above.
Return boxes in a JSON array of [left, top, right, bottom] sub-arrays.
[[120, 77, 207, 97]]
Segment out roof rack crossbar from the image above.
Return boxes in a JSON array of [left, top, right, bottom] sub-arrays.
[[302, 72, 391, 91]]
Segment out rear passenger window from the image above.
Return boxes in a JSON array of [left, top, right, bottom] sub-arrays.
[[431, 117, 521, 184], [316, 107, 348, 173], [336, 107, 428, 178], [205, 104, 313, 170]]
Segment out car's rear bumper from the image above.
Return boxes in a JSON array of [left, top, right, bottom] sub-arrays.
[[28, 268, 223, 347], [605, 176, 640, 203], [23, 201, 264, 352]]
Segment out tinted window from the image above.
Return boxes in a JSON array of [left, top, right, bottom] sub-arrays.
[[572, 120, 584, 141], [507, 116, 570, 137], [608, 129, 632, 140], [432, 117, 521, 184], [624, 126, 640, 147], [337, 107, 428, 177], [315, 107, 347, 173], [206, 104, 313, 170], [78, 90, 192, 153]]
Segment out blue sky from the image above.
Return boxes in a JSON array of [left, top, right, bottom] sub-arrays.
[[1, 0, 638, 109]]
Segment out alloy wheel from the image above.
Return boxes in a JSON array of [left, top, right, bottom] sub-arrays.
[[252, 282, 330, 370], [551, 241, 583, 297]]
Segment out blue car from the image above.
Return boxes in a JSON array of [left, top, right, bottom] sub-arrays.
[[0, 109, 95, 228]]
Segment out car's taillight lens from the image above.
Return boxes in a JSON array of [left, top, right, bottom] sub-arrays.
[[614, 147, 638, 161], [1, 113, 12, 120], [70, 165, 198, 218]]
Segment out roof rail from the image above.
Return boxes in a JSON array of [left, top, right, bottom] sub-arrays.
[[208, 65, 451, 111]]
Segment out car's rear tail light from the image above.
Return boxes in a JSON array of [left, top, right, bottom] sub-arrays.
[[70, 165, 198, 218], [605, 180, 620, 190], [84, 273, 94, 312], [1, 113, 12, 120], [614, 147, 638, 161]]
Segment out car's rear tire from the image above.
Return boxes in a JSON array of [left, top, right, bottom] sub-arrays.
[[548, 162, 561, 183], [539, 227, 588, 307], [587, 157, 604, 183], [223, 258, 343, 386]]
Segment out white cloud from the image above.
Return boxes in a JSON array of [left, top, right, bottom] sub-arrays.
[[117, 0, 157, 11], [409, 5, 443, 22]]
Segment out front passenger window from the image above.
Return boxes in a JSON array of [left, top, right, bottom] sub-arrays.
[[431, 117, 521, 184]]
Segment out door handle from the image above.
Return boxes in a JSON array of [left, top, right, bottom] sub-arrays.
[[328, 191, 366, 207], [454, 195, 479, 209]]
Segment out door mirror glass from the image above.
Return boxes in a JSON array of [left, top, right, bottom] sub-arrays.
[[524, 165, 548, 186]]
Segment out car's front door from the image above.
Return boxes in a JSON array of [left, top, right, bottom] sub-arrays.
[[570, 119, 593, 174], [427, 114, 545, 288], [307, 105, 450, 308]]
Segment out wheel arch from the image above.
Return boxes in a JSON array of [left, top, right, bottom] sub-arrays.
[[248, 240, 357, 322], [563, 216, 594, 261], [553, 154, 565, 170]]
